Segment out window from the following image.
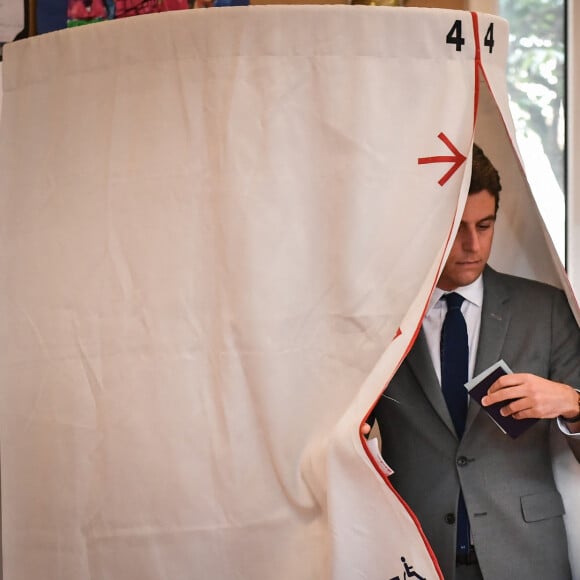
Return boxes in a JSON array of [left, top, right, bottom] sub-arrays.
[[499, 0, 566, 262]]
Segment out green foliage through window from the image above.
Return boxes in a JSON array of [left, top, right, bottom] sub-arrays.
[[499, 0, 565, 192]]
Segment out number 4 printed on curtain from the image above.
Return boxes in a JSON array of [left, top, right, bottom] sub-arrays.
[[446, 19, 495, 54]]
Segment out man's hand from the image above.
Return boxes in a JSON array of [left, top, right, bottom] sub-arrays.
[[481, 373, 579, 421], [360, 423, 371, 436]]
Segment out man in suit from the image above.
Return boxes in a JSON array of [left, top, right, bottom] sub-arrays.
[[369, 144, 580, 580]]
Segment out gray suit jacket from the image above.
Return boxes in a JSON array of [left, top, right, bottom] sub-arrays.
[[373, 266, 580, 580]]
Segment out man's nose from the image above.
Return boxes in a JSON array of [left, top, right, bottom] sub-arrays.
[[461, 227, 480, 251]]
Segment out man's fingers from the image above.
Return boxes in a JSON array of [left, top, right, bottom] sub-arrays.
[[480, 374, 574, 420], [482, 385, 525, 407], [498, 397, 531, 417], [486, 373, 529, 394]]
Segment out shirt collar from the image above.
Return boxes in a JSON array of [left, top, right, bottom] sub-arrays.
[[429, 274, 484, 311]]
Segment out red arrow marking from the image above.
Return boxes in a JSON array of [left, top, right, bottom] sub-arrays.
[[418, 132, 467, 186]]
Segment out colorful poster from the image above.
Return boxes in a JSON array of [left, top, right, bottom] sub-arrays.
[[67, 0, 189, 27]]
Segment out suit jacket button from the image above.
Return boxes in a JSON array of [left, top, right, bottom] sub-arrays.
[[444, 513, 456, 525], [456, 456, 468, 467]]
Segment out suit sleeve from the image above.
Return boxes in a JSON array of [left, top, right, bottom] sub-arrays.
[[550, 289, 580, 460]]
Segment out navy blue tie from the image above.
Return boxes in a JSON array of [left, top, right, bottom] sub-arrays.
[[441, 292, 468, 436], [440, 292, 470, 556]]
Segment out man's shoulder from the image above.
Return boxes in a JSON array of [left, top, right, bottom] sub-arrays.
[[482, 266, 570, 316], [483, 266, 563, 298]]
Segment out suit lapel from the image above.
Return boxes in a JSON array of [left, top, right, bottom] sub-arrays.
[[407, 330, 458, 438], [464, 266, 512, 434]]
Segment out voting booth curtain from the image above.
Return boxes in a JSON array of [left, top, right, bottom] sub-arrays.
[[0, 6, 578, 580]]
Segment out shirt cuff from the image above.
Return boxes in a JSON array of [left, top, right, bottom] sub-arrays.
[[557, 416, 580, 436]]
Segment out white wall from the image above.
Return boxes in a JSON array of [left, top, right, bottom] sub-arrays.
[[567, 2, 580, 293], [468, 0, 498, 14], [0, 61, 3, 123]]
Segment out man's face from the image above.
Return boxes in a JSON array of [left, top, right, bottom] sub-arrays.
[[437, 189, 496, 291]]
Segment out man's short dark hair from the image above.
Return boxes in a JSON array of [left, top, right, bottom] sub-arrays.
[[469, 144, 501, 213]]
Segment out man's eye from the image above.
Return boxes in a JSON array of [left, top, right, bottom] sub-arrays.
[[477, 223, 491, 231]]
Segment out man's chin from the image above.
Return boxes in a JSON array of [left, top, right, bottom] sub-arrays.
[[455, 269, 482, 287], [438, 266, 483, 290]]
